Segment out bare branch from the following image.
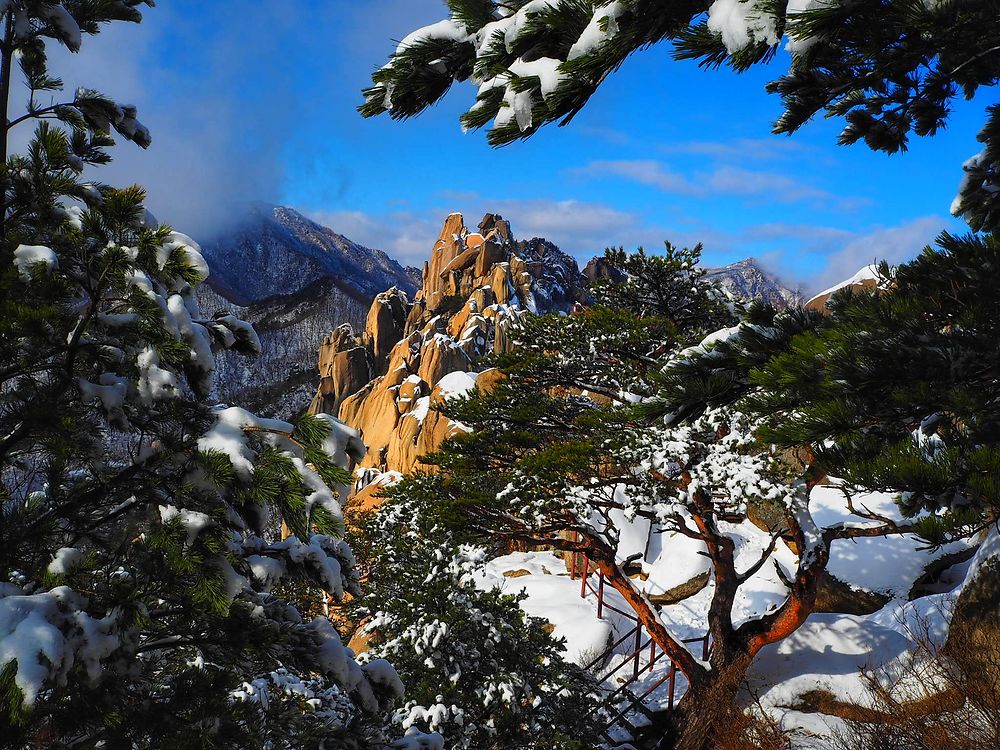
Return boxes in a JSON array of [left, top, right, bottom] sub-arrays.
[[737, 527, 786, 585]]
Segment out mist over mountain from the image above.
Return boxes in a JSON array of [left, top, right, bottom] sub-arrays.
[[196, 205, 419, 417], [705, 257, 805, 309], [200, 204, 418, 306]]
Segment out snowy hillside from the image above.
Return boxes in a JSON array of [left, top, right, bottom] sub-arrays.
[[473, 481, 990, 749], [196, 281, 367, 418], [706, 258, 804, 309], [200, 204, 418, 305]]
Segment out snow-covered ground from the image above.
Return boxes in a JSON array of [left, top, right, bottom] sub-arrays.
[[472, 482, 992, 748], [475, 551, 613, 664]]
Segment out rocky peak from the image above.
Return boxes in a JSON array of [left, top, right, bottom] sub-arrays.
[[312, 323, 371, 418], [365, 287, 410, 374], [515, 236, 584, 312], [704, 257, 804, 309], [805, 265, 882, 312], [309, 212, 583, 482], [201, 204, 417, 306], [582, 256, 626, 284]]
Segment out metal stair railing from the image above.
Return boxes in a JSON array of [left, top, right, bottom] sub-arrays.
[[570, 541, 710, 745]]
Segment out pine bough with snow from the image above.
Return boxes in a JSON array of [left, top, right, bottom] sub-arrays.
[[351, 504, 604, 749], [357, 240, 1000, 748], [362, 0, 1000, 233], [0, 4, 412, 747]]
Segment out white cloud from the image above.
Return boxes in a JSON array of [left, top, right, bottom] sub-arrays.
[[810, 216, 947, 293], [306, 198, 646, 267], [704, 165, 831, 203], [583, 160, 694, 193], [569, 159, 866, 210], [306, 209, 443, 267], [570, 160, 693, 194], [5, 1, 447, 243], [659, 137, 809, 163]]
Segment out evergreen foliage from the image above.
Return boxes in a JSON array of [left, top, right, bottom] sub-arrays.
[[644, 231, 1000, 544], [747, 233, 1000, 542], [592, 243, 736, 337], [412, 246, 735, 536], [362, 0, 1000, 231], [643, 301, 826, 424], [351, 484, 603, 749], [376, 245, 964, 748], [358, 3, 1000, 748], [0, 5, 404, 747]]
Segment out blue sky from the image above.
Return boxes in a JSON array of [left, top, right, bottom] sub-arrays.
[[42, 1, 990, 293]]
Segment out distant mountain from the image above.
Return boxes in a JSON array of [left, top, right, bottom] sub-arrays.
[[195, 210, 803, 420], [705, 258, 804, 309], [805, 265, 881, 312], [201, 204, 418, 306], [196, 279, 368, 418], [196, 205, 419, 418]]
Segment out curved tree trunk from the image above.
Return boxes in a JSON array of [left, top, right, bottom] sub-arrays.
[[666, 652, 756, 750]]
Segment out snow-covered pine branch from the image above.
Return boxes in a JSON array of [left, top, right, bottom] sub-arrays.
[[362, 0, 1000, 231]]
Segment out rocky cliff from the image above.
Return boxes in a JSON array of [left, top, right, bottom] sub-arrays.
[[196, 205, 419, 418], [308, 212, 584, 487]]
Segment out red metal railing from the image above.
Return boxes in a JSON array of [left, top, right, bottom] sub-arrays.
[[570, 542, 709, 745]]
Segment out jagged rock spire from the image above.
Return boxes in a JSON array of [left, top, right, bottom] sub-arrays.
[[309, 212, 583, 479]]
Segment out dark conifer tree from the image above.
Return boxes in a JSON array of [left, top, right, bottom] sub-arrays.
[[0, 5, 405, 747], [350, 486, 603, 749], [748, 233, 1000, 543]]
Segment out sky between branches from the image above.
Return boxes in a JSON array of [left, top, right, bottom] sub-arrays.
[[36, 0, 987, 293]]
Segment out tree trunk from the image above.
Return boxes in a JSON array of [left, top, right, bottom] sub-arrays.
[[0, 11, 14, 239], [665, 651, 756, 750]]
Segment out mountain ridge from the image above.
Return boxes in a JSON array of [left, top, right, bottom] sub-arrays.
[[201, 209, 807, 419], [200, 204, 418, 306], [197, 204, 418, 417], [704, 257, 804, 309]]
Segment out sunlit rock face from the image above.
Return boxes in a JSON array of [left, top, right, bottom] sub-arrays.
[[309, 212, 584, 485]]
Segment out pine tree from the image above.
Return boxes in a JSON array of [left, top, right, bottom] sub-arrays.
[[592, 243, 736, 337], [644, 300, 826, 424], [349, 482, 603, 750], [383, 248, 935, 750], [746, 233, 1000, 543], [362, 0, 1000, 231], [357, 4, 1000, 748], [0, 6, 404, 747]]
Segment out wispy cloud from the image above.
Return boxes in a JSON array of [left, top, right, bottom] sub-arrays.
[[307, 198, 645, 266], [574, 125, 635, 146], [572, 160, 691, 193], [658, 137, 809, 163], [569, 159, 867, 210], [809, 215, 947, 294], [306, 209, 444, 267], [306, 199, 953, 298]]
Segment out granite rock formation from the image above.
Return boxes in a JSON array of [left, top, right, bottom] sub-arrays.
[[309, 212, 584, 482]]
